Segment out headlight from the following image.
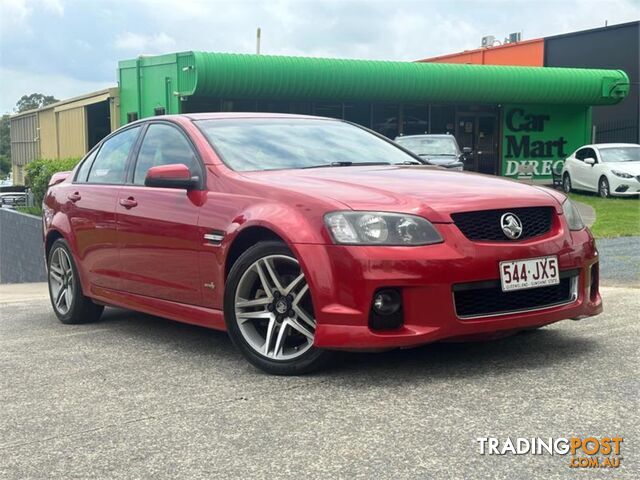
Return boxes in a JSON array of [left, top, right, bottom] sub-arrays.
[[324, 211, 443, 245], [562, 199, 585, 231], [611, 170, 633, 179]]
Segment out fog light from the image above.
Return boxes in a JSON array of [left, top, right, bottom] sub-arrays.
[[373, 289, 401, 315], [370, 288, 404, 330]]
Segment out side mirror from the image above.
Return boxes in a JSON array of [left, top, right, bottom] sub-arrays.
[[584, 157, 596, 165], [145, 163, 199, 189], [49, 171, 71, 186]]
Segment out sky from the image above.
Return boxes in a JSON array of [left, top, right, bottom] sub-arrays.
[[1, 0, 638, 113]]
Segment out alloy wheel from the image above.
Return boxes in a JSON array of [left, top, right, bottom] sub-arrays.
[[599, 178, 609, 198], [563, 174, 571, 193], [234, 254, 316, 361], [49, 247, 74, 315]]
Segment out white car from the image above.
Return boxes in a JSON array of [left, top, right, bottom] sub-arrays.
[[562, 143, 640, 198]]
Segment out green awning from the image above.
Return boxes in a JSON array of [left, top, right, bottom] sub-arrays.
[[176, 51, 629, 106]]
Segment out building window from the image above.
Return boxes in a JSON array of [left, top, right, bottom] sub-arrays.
[[430, 105, 455, 134], [402, 104, 429, 136], [372, 104, 399, 138], [290, 102, 312, 115], [344, 103, 371, 128], [313, 102, 343, 119], [257, 100, 290, 113]]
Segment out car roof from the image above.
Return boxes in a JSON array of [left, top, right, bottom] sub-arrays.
[[396, 134, 454, 139], [116, 112, 339, 133], [183, 112, 332, 121], [580, 143, 640, 149]]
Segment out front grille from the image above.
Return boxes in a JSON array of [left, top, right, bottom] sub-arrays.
[[453, 270, 578, 319], [451, 207, 553, 241]]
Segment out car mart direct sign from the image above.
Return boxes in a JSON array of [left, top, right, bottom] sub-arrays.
[[502, 105, 591, 180]]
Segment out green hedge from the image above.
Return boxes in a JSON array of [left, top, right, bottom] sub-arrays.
[[25, 158, 81, 206]]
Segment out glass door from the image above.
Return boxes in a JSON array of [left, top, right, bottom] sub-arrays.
[[455, 112, 499, 174]]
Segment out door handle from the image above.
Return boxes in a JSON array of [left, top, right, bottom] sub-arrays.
[[67, 192, 81, 202], [119, 197, 138, 209]]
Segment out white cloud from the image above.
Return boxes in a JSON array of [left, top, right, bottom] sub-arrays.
[[40, 0, 63, 15], [0, 67, 113, 113], [0, 0, 33, 34], [2, 0, 639, 112], [113, 32, 177, 53]]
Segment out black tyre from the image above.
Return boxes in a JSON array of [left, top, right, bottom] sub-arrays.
[[224, 241, 334, 375], [47, 238, 104, 324], [598, 176, 610, 198], [562, 173, 572, 193]]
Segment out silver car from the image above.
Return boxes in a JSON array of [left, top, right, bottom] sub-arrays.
[[394, 134, 467, 171]]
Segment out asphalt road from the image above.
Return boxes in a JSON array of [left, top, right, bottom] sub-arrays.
[[598, 236, 640, 286], [0, 281, 637, 479]]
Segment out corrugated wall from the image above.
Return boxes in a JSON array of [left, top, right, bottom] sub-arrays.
[[420, 39, 545, 67], [38, 108, 58, 159], [9, 114, 39, 166], [56, 107, 86, 158]]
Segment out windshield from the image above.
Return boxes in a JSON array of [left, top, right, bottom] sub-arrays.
[[196, 118, 420, 171], [395, 136, 459, 156], [599, 146, 640, 163]]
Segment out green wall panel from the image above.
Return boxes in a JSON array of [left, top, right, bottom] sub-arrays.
[[501, 105, 592, 180]]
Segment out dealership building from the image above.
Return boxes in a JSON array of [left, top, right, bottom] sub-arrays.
[[10, 21, 637, 184]]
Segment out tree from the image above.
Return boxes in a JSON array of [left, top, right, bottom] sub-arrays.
[[15, 93, 58, 113]]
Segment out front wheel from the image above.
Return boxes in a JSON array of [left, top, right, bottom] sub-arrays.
[[562, 173, 572, 193], [598, 177, 610, 198], [48, 239, 104, 324], [224, 241, 334, 375]]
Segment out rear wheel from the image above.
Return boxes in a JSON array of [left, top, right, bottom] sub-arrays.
[[224, 241, 334, 375], [598, 176, 610, 198], [562, 173, 572, 193], [48, 239, 104, 324]]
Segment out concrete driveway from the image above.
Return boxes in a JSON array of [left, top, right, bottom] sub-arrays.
[[1, 280, 638, 479]]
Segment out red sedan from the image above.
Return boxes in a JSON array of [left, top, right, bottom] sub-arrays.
[[43, 113, 602, 374]]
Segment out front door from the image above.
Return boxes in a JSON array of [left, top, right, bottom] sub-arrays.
[[455, 113, 499, 174], [572, 147, 598, 191], [116, 122, 206, 305]]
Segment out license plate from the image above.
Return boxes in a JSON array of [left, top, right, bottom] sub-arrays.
[[499, 256, 559, 292]]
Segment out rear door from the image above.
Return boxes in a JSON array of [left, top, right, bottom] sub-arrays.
[[64, 125, 142, 290], [116, 122, 205, 305]]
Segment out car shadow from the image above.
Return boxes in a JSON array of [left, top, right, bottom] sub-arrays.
[[95, 307, 597, 381], [332, 329, 597, 382]]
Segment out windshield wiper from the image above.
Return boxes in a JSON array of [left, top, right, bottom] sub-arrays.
[[419, 153, 456, 157], [302, 161, 391, 169], [394, 159, 424, 165]]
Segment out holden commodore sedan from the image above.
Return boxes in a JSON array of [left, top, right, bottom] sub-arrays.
[[43, 113, 602, 375]]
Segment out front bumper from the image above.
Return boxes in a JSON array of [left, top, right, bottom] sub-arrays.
[[608, 175, 640, 196], [293, 223, 602, 350]]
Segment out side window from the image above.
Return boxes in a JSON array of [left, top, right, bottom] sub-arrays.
[[584, 148, 597, 161], [133, 123, 201, 185], [575, 148, 587, 161], [74, 148, 98, 183], [87, 127, 140, 184]]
